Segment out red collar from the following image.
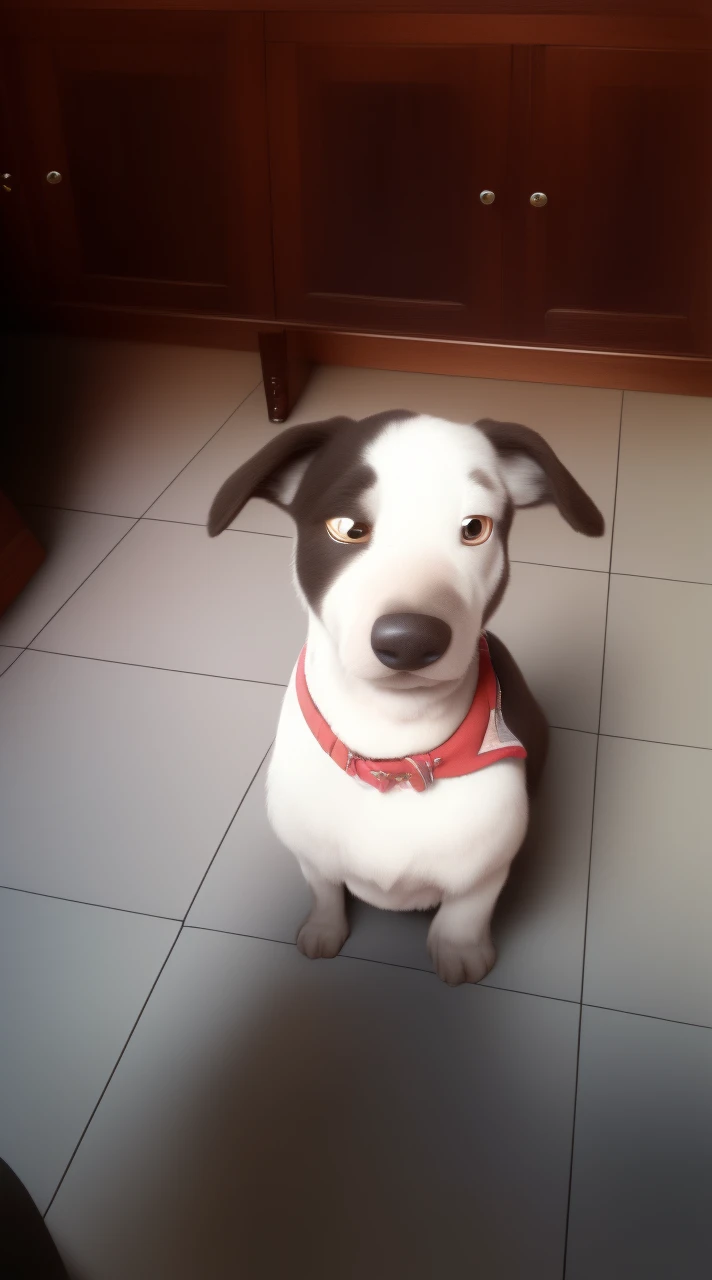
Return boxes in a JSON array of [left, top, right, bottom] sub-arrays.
[[295, 634, 526, 793]]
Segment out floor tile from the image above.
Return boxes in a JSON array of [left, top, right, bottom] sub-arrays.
[[2, 336, 261, 517], [0, 651, 282, 915], [32, 519, 305, 685], [489, 562, 609, 732], [186, 753, 311, 942], [0, 508, 133, 647], [189, 729, 597, 1003], [0, 889, 178, 1214], [0, 646, 23, 676], [150, 364, 620, 568], [600, 574, 712, 749], [566, 1006, 712, 1280], [613, 391, 712, 584], [147, 385, 293, 537], [47, 928, 578, 1280], [583, 735, 712, 1027]]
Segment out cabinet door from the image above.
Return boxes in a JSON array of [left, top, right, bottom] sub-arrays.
[[14, 11, 273, 316], [0, 52, 40, 315], [518, 47, 712, 354], [268, 39, 511, 339]]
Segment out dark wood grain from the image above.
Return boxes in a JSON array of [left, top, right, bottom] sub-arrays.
[[269, 38, 511, 339], [3, 3, 711, 19], [266, 13, 712, 50], [7, 10, 274, 316], [302, 327, 712, 397], [28, 303, 712, 398], [518, 46, 712, 354], [3, 4, 711, 375]]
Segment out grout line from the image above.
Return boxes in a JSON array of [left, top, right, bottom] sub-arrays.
[[138, 379, 262, 520], [40, 747, 271, 1214], [337, 953, 578, 1004], [181, 744, 273, 925], [15, 649, 709, 753], [582, 1001, 712, 1034], [24, 647, 291, 690], [610, 569, 712, 589], [15, 517, 711, 588], [23, 502, 141, 519], [183, 921, 581, 1004], [22, 501, 293, 540], [0, 647, 26, 678], [179, 925, 712, 1031], [0, 883, 181, 924], [600, 731, 711, 754], [25, 517, 141, 649], [510, 559, 607, 575], [141, 515, 292, 540], [561, 387, 624, 1280], [21, 380, 263, 651], [549, 724, 596, 737], [42, 924, 184, 1220], [550, 725, 712, 752]]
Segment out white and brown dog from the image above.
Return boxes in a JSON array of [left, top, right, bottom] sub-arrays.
[[209, 412, 603, 985]]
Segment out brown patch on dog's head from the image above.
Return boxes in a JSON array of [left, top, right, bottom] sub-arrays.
[[208, 410, 415, 611]]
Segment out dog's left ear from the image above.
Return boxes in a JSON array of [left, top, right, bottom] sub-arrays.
[[207, 417, 351, 536], [476, 418, 604, 537]]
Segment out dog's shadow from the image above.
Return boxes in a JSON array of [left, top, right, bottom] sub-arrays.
[[345, 831, 546, 963], [54, 946, 527, 1280]]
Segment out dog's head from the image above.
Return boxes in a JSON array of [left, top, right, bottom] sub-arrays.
[[209, 412, 603, 688]]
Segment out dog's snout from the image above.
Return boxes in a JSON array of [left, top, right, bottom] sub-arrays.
[[371, 613, 452, 671]]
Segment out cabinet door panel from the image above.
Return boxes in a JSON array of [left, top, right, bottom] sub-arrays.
[[18, 13, 273, 316], [269, 40, 511, 339], [0, 48, 40, 314], [520, 48, 712, 354]]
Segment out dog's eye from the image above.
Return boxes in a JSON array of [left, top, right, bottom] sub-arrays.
[[461, 516, 493, 545], [325, 517, 372, 545]]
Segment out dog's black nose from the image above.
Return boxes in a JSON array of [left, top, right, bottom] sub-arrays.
[[371, 613, 452, 671]]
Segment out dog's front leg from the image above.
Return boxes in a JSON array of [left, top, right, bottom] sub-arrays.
[[296, 864, 350, 960], [427, 867, 509, 987]]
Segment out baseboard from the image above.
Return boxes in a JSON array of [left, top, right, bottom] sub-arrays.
[[23, 302, 712, 397], [302, 329, 712, 397], [26, 302, 268, 353]]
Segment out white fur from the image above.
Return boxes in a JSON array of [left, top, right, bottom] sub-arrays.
[[267, 416, 535, 985]]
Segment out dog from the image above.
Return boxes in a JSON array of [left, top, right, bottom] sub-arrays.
[[208, 412, 603, 985]]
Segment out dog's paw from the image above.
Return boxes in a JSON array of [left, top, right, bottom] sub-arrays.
[[427, 934, 496, 987], [296, 914, 349, 960]]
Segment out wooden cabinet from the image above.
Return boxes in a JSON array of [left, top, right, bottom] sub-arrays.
[[0, 47, 40, 314], [2, 5, 712, 387], [516, 47, 712, 354], [5, 11, 273, 316], [268, 40, 511, 339], [267, 17, 712, 356]]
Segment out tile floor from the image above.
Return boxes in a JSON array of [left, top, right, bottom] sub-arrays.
[[1, 338, 711, 1280]]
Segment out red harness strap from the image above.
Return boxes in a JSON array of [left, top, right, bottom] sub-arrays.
[[295, 634, 526, 794]]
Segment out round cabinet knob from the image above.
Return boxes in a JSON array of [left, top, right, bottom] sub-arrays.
[[1, 173, 11, 194], [46, 170, 63, 185], [529, 191, 548, 208], [479, 190, 495, 206]]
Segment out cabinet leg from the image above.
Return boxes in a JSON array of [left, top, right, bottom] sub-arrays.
[[258, 329, 311, 424]]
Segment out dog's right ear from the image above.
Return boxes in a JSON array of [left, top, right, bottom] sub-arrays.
[[207, 417, 350, 536]]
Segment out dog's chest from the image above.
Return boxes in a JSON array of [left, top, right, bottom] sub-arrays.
[[266, 678, 528, 908]]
